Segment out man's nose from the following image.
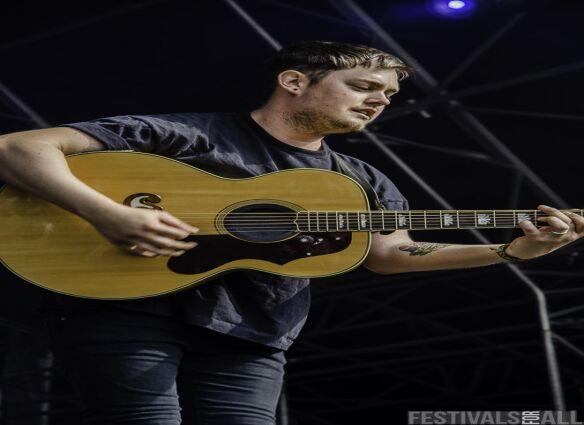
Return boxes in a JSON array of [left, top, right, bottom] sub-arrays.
[[368, 94, 390, 106]]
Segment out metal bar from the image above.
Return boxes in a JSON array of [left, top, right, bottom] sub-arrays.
[[224, 0, 282, 50], [290, 343, 584, 388], [454, 106, 584, 122], [332, 286, 419, 328], [0, 80, 49, 128], [289, 331, 541, 381], [356, 133, 504, 166], [0, 0, 168, 52], [312, 268, 499, 300], [0, 111, 35, 122], [545, 288, 584, 295], [524, 270, 584, 277], [295, 323, 533, 363], [293, 339, 454, 396], [302, 299, 529, 339], [553, 333, 584, 360], [433, 13, 525, 91], [376, 60, 584, 123], [306, 385, 563, 414], [550, 304, 584, 319], [446, 106, 568, 207], [256, 0, 372, 31]]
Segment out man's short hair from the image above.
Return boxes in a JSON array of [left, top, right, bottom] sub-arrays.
[[265, 40, 413, 90]]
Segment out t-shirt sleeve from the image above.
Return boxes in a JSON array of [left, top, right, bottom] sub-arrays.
[[346, 156, 409, 211], [58, 114, 206, 156], [369, 168, 409, 211]]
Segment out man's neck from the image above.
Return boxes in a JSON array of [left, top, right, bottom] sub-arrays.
[[250, 106, 324, 152]]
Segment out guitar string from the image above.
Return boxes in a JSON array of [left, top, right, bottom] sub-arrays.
[[170, 216, 563, 222], [172, 216, 552, 222], [169, 214, 559, 224], [168, 211, 576, 217], [167, 211, 571, 215], [147, 211, 574, 228], [175, 226, 553, 231], [170, 212, 558, 217], [170, 214, 560, 223], [170, 219, 551, 230], [175, 219, 556, 230]]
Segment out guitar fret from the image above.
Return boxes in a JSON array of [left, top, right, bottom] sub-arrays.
[[517, 211, 530, 226], [459, 211, 470, 229], [493, 210, 496, 228], [350, 212, 359, 231], [316, 212, 319, 232], [381, 210, 386, 231], [475, 211, 492, 228], [474, 211, 478, 228], [439, 211, 443, 229], [456, 210, 460, 229], [534, 209, 538, 228], [409, 210, 412, 230], [427, 211, 438, 229], [308, 212, 311, 232], [424, 211, 427, 230]]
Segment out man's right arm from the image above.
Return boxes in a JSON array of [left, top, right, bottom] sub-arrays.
[[0, 127, 118, 219], [0, 128, 198, 257]]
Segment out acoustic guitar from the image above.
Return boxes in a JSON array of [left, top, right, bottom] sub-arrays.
[[0, 151, 579, 300]]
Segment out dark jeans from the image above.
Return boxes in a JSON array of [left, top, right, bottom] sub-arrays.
[[44, 308, 286, 425]]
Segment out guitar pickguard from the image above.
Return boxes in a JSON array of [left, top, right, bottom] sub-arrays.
[[167, 232, 352, 275]]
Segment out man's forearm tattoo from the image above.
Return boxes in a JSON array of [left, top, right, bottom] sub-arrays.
[[398, 242, 452, 256]]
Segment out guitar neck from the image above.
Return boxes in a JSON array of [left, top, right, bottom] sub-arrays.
[[295, 209, 584, 232]]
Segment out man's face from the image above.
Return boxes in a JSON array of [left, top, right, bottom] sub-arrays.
[[292, 65, 400, 134]]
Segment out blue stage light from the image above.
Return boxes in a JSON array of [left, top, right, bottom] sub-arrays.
[[430, 0, 476, 18], [448, 0, 466, 9]]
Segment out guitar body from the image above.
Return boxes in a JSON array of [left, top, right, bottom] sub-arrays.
[[0, 152, 371, 299]]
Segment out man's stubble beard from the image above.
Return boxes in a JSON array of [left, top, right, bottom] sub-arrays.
[[285, 109, 364, 135]]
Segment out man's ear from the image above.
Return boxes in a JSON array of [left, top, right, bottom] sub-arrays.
[[277, 70, 310, 95]]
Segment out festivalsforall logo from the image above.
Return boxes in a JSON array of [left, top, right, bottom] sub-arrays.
[[408, 411, 583, 425]]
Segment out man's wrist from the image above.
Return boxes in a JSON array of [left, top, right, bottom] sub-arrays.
[[76, 196, 123, 223], [493, 243, 529, 262]]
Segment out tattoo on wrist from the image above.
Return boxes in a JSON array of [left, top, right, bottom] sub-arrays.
[[490, 243, 526, 262], [398, 242, 451, 256]]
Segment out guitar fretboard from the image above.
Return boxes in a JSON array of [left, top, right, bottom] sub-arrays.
[[294, 209, 583, 232]]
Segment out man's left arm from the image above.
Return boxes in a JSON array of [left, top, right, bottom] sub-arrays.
[[363, 205, 584, 275]]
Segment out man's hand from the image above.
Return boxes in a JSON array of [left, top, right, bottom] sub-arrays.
[[506, 205, 584, 260], [89, 204, 199, 258]]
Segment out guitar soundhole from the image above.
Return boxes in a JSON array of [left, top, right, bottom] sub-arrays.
[[223, 203, 298, 243]]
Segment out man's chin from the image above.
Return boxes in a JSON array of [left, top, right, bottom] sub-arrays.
[[335, 118, 367, 133]]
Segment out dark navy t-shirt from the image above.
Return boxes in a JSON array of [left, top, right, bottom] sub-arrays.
[[45, 112, 408, 350]]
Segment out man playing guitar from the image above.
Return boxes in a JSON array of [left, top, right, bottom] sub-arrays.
[[0, 41, 581, 425]]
